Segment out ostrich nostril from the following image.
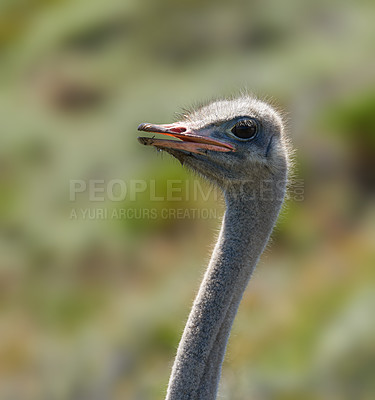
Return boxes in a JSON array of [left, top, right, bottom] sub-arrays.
[[169, 127, 186, 133]]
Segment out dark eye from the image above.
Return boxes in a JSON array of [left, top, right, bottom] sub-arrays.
[[231, 119, 258, 140]]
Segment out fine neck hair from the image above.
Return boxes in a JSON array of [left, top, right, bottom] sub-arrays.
[[166, 164, 287, 400]]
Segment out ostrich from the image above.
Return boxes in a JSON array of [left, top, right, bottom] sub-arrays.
[[137, 95, 291, 400]]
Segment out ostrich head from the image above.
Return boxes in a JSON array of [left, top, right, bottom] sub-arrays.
[[138, 96, 289, 192]]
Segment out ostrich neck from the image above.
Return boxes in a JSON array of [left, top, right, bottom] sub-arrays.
[[166, 178, 286, 400]]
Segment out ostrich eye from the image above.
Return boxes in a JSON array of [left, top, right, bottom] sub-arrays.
[[231, 119, 258, 140]]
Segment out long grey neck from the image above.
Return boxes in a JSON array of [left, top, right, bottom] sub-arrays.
[[166, 177, 286, 400]]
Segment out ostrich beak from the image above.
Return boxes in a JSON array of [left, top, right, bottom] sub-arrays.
[[137, 123, 235, 155]]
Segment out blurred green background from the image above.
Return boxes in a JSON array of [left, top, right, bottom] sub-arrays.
[[1, 0, 374, 399]]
